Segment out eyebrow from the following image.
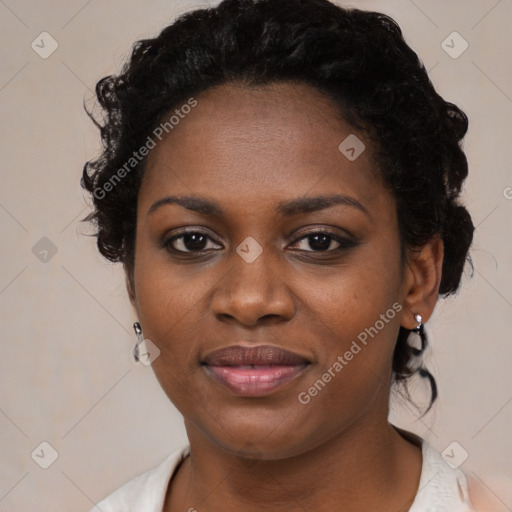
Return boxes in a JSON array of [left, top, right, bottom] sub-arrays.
[[147, 193, 370, 218]]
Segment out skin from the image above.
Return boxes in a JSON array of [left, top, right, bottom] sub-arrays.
[[126, 81, 444, 512]]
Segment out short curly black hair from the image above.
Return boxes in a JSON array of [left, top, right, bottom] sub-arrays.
[[81, 0, 474, 415]]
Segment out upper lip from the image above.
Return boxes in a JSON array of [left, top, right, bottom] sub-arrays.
[[202, 345, 310, 366]]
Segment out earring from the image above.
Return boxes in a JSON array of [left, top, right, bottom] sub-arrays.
[[133, 322, 144, 362], [413, 313, 423, 332], [409, 313, 426, 355]]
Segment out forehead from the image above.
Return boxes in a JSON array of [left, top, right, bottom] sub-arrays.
[[140, 81, 386, 213]]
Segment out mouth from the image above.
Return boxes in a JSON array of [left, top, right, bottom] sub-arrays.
[[201, 345, 311, 397]]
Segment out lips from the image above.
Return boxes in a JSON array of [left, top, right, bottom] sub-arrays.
[[202, 345, 310, 396], [203, 345, 309, 366]]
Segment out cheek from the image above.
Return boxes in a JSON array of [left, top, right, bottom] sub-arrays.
[[135, 271, 207, 352], [301, 253, 403, 337], [296, 252, 403, 391], [296, 272, 403, 412], [132, 246, 196, 358]]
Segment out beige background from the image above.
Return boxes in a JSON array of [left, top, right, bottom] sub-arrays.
[[1, 0, 511, 510]]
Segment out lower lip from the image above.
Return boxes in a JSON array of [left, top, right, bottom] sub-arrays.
[[204, 365, 308, 396]]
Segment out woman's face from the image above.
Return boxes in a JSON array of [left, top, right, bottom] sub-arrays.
[[132, 81, 413, 459]]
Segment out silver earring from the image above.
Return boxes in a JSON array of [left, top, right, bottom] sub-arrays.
[[409, 313, 426, 355], [413, 313, 423, 332], [133, 322, 144, 362]]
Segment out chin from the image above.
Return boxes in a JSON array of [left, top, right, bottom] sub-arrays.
[[190, 409, 324, 461]]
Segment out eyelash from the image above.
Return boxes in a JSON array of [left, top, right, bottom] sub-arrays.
[[162, 229, 357, 256]]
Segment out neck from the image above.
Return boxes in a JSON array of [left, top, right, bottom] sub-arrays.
[[165, 413, 422, 512]]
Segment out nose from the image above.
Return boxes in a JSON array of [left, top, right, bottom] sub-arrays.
[[210, 248, 296, 327]]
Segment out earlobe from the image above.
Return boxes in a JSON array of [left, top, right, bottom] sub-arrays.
[[401, 235, 444, 330]]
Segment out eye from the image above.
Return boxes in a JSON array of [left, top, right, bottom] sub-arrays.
[[290, 230, 356, 252], [163, 230, 223, 253]]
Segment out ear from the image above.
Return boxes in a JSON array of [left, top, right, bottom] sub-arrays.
[[401, 235, 444, 330]]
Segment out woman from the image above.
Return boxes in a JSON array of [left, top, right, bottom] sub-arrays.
[[82, 0, 487, 510]]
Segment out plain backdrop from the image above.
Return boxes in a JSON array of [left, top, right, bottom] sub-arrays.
[[0, 0, 511, 510]]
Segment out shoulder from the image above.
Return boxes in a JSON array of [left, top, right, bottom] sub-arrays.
[[414, 441, 510, 512], [88, 445, 190, 512], [408, 437, 475, 512]]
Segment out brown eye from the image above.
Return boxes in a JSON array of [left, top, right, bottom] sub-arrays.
[[291, 231, 357, 253], [164, 231, 222, 253]]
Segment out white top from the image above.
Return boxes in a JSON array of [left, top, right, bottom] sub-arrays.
[[90, 436, 476, 512]]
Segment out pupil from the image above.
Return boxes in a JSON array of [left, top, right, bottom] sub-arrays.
[[309, 234, 330, 251], [184, 233, 206, 250]]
